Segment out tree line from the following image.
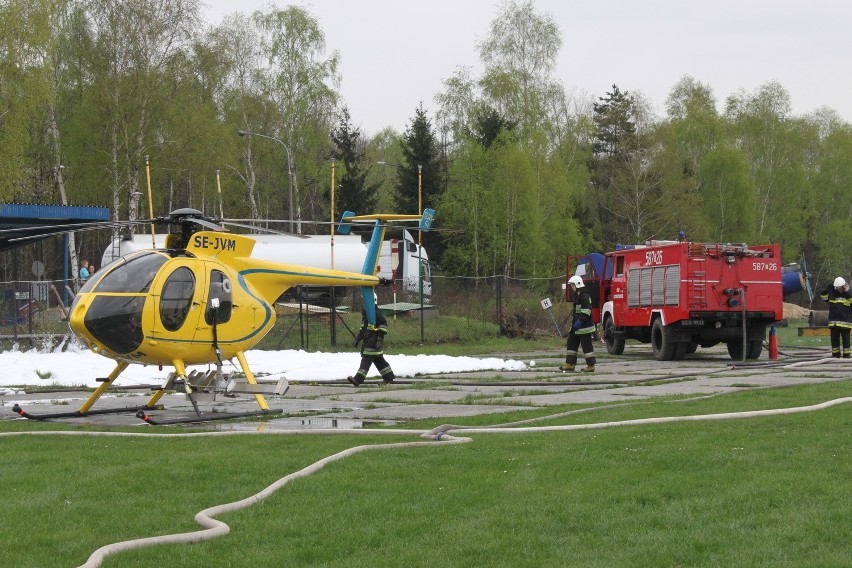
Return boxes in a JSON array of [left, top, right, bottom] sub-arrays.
[[1, 0, 848, 296]]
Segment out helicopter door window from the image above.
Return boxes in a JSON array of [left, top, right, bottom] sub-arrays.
[[159, 267, 196, 331], [206, 269, 233, 324]]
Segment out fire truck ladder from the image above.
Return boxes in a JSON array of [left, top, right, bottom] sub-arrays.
[[687, 243, 707, 309]]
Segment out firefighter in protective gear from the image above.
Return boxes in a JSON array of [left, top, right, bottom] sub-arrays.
[[820, 276, 852, 358], [347, 302, 396, 386], [561, 275, 597, 372]]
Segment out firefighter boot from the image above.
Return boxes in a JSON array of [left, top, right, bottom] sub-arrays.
[[580, 365, 595, 373], [559, 363, 575, 372], [844, 352, 851, 359]]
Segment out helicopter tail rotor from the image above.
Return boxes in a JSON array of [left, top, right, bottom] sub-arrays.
[[339, 209, 436, 324]]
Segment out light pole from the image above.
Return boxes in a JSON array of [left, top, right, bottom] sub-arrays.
[[417, 164, 424, 344], [237, 129, 299, 233], [417, 164, 422, 240]]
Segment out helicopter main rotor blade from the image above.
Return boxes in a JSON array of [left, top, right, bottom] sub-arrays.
[[0, 219, 132, 236], [184, 217, 226, 232], [223, 218, 462, 233], [5, 220, 154, 243], [220, 221, 310, 238]]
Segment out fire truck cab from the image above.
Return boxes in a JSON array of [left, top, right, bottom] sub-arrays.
[[568, 241, 785, 361]]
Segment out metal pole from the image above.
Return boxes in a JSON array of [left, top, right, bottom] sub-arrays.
[[496, 277, 503, 335], [298, 285, 305, 349], [740, 287, 747, 362], [330, 159, 336, 347], [330, 159, 335, 269], [215, 169, 224, 219], [286, 146, 295, 234], [63, 233, 69, 306], [145, 155, 156, 247], [417, 165, 422, 240], [418, 165, 424, 343]]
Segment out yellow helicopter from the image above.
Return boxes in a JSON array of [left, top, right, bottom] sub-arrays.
[[13, 207, 435, 424]]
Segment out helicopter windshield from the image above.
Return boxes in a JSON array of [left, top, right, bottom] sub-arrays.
[[83, 295, 146, 355], [93, 252, 168, 294]]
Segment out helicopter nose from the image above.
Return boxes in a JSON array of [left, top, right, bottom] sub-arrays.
[[68, 299, 88, 336], [72, 295, 147, 355]]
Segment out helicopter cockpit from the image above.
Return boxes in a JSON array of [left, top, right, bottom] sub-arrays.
[[72, 250, 237, 357], [74, 251, 169, 354]]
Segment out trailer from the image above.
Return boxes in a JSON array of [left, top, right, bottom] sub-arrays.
[[568, 240, 788, 361]]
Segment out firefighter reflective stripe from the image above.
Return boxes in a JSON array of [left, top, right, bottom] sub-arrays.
[[575, 323, 596, 335], [821, 286, 852, 326], [573, 289, 595, 334]]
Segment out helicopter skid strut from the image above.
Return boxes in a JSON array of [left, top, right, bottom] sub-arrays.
[[11, 403, 165, 421], [136, 408, 283, 426]]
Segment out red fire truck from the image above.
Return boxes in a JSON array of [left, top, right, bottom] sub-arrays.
[[567, 240, 786, 361]]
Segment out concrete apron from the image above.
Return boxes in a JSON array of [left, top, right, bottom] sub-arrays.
[[1, 345, 848, 429]]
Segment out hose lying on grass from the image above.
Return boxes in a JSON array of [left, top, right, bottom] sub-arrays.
[[3, 393, 850, 568]]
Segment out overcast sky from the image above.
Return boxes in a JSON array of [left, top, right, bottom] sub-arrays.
[[202, 0, 851, 134]]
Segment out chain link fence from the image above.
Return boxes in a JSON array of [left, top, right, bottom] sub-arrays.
[[0, 279, 77, 347], [251, 274, 573, 350], [0, 274, 574, 351]]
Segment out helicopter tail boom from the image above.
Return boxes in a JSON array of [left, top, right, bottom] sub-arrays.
[[235, 258, 380, 306]]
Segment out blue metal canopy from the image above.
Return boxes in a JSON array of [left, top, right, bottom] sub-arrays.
[[0, 203, 109, 252]]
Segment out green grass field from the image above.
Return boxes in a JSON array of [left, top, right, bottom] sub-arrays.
[[1, 379, 849, 568]]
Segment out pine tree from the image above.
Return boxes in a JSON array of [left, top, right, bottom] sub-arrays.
[[330, 107, 377, 215], [396, 104, 446, 260]]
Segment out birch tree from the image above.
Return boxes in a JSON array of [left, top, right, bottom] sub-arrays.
[[478, 0, 561, 143], [725, 82, 807, 243], [213, 12, 264, 219], [0, 0, 85, 271], [82, 0, 200, 223], [252, 5, 340, 227]]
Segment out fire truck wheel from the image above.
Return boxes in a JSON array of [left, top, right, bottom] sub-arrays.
[[604, 318, 625, 355], [726, 340, 744, 360], [746, 339, 763, 359], [651, 318, 674, 361], [727, 339, 762, 360]]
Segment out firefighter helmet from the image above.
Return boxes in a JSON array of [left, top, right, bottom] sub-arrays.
[[568, 275, 585, 288], [834, 276, 847, 288]]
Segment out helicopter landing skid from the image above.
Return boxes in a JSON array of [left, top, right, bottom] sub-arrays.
[[11, 403, 164, 421], [136, 408, 283, 426]]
